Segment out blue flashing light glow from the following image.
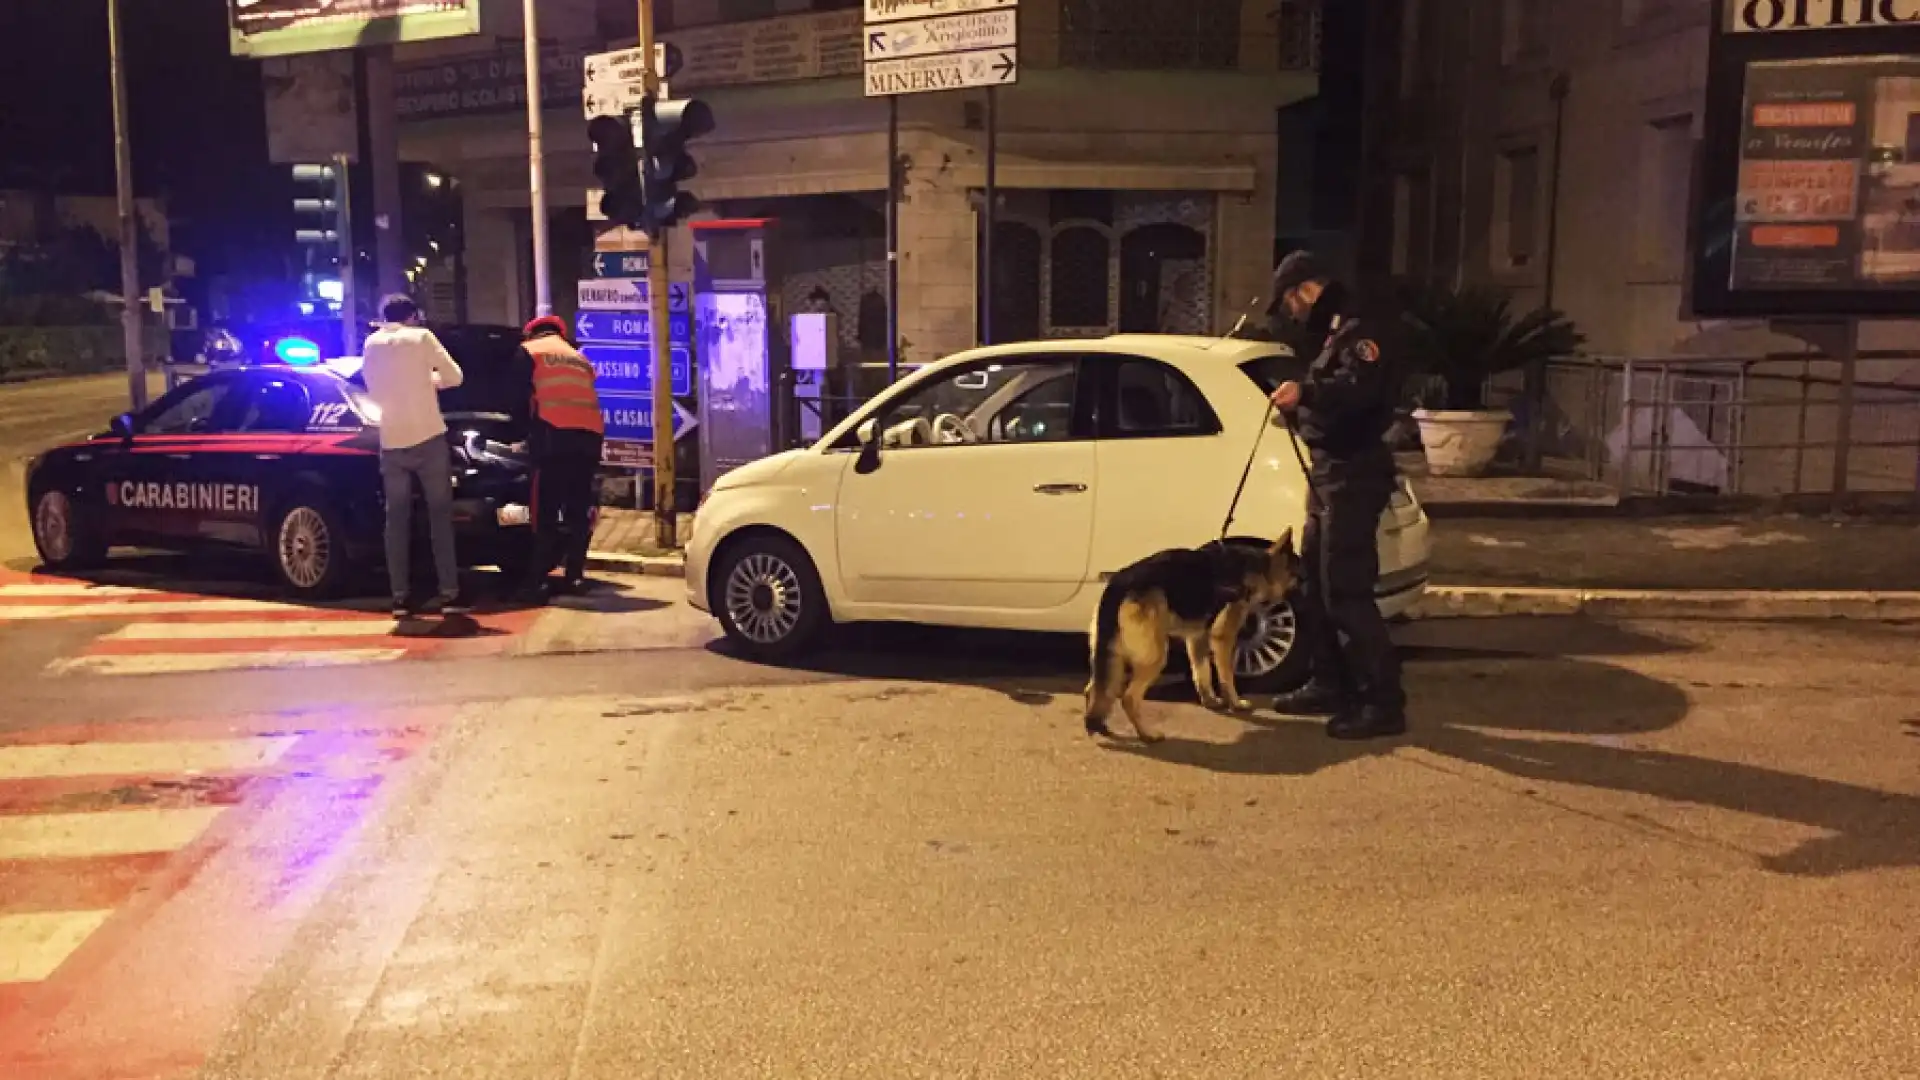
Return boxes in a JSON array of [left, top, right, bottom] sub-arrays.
[[274, 336, 323, 366]]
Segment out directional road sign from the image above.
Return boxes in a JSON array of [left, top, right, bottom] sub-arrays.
[[599, 395, 697, 445], [582, 43, 678, 85], [591, 250, 652, 278], [864, 0, 1015, 25], [575, 308, 695, 398], [577, 278, 691, 313], [865, 10, 1016, 61], [864, 48, 1017, 96]]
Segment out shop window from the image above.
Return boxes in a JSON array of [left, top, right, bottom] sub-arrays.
[[1049, 226, 1111, 328]]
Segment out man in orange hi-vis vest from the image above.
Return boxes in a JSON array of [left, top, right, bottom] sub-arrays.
[[513, 315, 605, 602]]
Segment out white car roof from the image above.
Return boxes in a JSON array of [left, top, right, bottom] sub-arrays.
[[928, 333, 1293, 373]]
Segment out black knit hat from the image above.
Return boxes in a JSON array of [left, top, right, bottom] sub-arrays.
[[1269, 250, 1330, 300]]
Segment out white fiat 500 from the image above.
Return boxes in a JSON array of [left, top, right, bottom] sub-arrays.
[[685, 334, 1431, 691]]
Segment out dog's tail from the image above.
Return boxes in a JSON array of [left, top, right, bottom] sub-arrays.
[[1084, 576, 1127, 736]]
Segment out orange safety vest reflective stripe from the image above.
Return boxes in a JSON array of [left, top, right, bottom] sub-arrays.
[[524, 335, 605, 435]]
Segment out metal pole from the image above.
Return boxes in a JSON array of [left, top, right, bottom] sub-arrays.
[[334, 152, 359, 356], [523, 0, 553, 316], [886, 95, 899, 382], [364, 47, 406, 298], [1526, 71, 1571, 473], [1831, 318, 1858, 511], [107, 0, 146, 410], [982, 87, 996, 346], [638, 0, 677, 546]]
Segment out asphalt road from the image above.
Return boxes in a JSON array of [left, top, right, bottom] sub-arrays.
[[1, 372, 163, 565], [3, 613, 1918, 1078]]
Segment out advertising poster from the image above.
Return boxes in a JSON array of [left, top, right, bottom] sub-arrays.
[[229, 0, 481, 59], [1732, 55, 1920, 290]]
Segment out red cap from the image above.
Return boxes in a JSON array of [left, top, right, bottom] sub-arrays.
[[523, 315, 569, 340]]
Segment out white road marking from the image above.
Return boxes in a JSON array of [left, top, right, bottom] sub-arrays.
[[44, 648, 410, 677], [0, 737, 300, 781], [0, 910, 115, 983], [0, 584, 154, 598], [0, 600, 289, 622], [101, 620, 394, 641], [0, 807, 226, 860]]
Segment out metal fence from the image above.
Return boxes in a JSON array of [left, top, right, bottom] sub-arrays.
[[1478, 355, 1920, 501]]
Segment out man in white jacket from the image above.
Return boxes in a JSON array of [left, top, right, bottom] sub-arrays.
[[359, 294, 469, 617]]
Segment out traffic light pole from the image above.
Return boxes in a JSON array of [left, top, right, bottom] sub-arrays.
[[334, 153, 359, 356], [107, 0, 146, 411], [523, 0, 553, 316], [637, 0, 677, 547]]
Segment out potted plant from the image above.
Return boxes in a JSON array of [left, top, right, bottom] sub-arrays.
[[1397, 280, 1584, 477]]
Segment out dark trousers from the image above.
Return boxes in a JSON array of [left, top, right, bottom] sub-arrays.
[[527, 432, 602, 585], [1299, 455, 1406, 711]]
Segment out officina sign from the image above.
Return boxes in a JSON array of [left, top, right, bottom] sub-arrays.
[[1727, 0, 1920, 32]]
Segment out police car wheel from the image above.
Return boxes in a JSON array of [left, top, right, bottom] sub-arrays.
[[713, 534, 829, 661], [1232, 594, 1315, 693], [270, 498, 351, 599], [31, 489, 106, 571]]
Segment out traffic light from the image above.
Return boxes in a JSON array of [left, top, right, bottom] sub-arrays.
[[291, 161, 349, 312], [589, 113, 645, 227], [291, 162, 344, 247], [637, 95, 714, 234]]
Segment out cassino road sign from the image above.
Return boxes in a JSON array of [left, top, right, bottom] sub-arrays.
[[864, 47, 1016, 96], [864, 9, 1016, 62], [863, 0, 1015, 25]]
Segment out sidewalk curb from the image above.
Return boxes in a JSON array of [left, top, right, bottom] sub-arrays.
[[1412, 586, 1920, 622], [585, 551, 687, 578], [586, 551, 1920, 621]]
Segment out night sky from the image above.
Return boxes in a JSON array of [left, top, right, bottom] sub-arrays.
[[0, 0, 278, 281]]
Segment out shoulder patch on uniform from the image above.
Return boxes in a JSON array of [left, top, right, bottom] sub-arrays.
[[1351, 338, 1381, 363]]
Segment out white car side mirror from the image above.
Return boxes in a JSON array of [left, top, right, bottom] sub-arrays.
[[856, 418, 878, 445]]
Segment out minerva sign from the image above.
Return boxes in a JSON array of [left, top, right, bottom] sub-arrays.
[[1726, 0, 1920, 32]]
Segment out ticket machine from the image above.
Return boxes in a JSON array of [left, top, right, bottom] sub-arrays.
[[690, 219, 792, 490]]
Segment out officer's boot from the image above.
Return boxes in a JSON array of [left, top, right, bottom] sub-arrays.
[[1325, 703, 1408, 741], [1271, 679, 1346, 716]]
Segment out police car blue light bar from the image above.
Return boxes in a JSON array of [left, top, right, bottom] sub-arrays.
[[274, 336, 323, 366]]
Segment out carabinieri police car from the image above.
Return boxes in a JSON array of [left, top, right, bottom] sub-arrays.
[[25, 331, 544, 599]]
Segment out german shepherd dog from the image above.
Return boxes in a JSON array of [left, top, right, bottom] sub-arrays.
[[1084, 532, 1300, 742]]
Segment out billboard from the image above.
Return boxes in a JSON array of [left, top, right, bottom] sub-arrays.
[[228, 0, 482, 59], [1693, 4, 1920, 317]]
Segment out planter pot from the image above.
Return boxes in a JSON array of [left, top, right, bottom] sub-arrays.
[[1412, 408, 1512, 478]]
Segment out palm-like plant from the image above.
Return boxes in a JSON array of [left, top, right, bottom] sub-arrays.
[[1396, 280, 1585, 411]]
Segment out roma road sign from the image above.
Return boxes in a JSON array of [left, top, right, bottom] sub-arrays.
[[864, 0, 1016, 26], [864, 48, 1016, 96], [591, 250, 652, 278], [864, 10, 1016, 62]]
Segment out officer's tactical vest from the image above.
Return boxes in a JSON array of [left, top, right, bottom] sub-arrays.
[[524, 335, 604, 435]]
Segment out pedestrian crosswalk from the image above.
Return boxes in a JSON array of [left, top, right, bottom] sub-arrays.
[[0, 729, 297, 988], [0, 572, 539, 677]]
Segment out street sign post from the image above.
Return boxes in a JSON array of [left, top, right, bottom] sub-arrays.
[[864, 9, 1016, 62], [864, 48, 1016, 94], [864, 0, 1016, 353], [576, 275, 697, 465], [863, 0, 1015, 24]]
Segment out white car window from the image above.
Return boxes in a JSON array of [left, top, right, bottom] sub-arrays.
[[1111, 358, 1220, 437], [877, 359, 1079, 448]]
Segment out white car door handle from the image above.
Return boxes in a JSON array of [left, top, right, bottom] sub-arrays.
[[1033, 482, 1087, 495]]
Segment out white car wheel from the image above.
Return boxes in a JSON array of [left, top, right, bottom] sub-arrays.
[[714, 535, 829, 660], [1234, 595, 1315, 692]]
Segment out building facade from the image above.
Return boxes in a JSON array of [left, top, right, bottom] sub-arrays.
[[264, 0, 1322, 377], [1362, 0, 1920, 495]]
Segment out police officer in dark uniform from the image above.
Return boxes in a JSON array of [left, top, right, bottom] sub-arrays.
[[1262, 251, 1408, 739]]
